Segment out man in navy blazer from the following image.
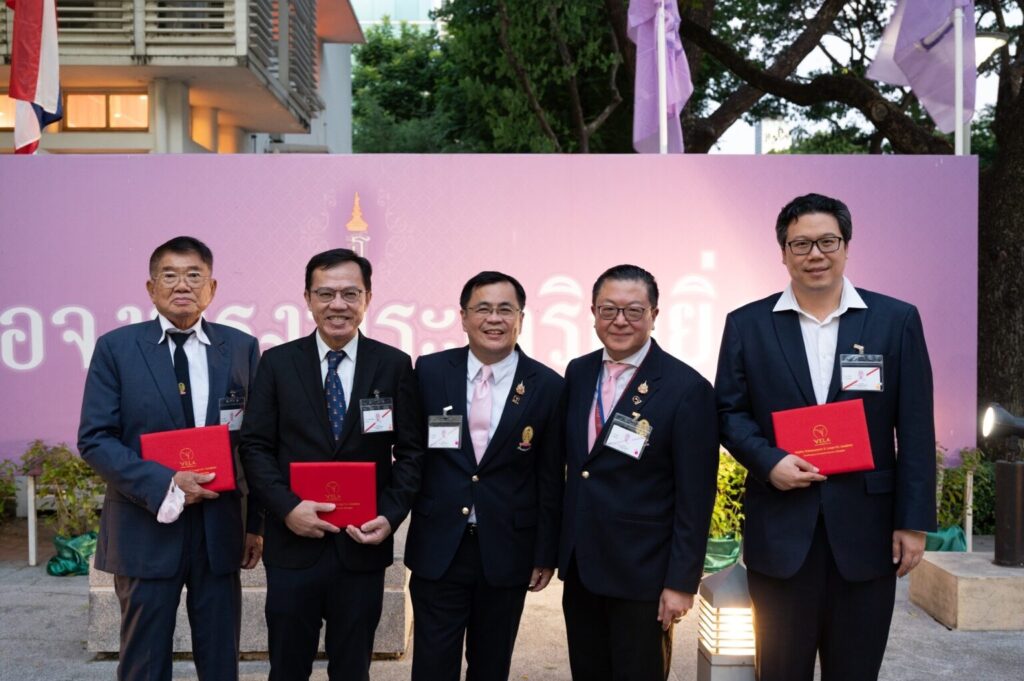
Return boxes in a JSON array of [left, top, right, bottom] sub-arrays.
[[715, 193, 936, 681], [79, 236, 263, 681], [406, 271, 564, 681], [559, 264, 719, 681], [240, 248, 425, 681]]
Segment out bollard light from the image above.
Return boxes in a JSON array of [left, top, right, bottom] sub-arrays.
[[696, 561, 756, 681], [980, 403, 1024, 568]]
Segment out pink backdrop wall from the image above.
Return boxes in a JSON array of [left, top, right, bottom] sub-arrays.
[[0, 154, 977, 460]]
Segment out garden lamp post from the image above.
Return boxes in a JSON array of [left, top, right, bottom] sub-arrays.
[[980, 403, 1024, 567], [697, 560, 756, 681]]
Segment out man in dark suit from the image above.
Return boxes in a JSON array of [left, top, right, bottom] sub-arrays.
[[715, 193, 936, 681], [406, 271, 563, 681], [79, 236, 263, 681], [239, 248, 425, 681], [559, 264, 719, 681]]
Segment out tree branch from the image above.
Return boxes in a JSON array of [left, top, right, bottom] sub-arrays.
[[679, 16, 953, 154], [687, 0, 847, 152], [496, 0, 563, 152], [585, 28, 624, 138], [604, 0, 635, 85], [547, 3, 589, 152]]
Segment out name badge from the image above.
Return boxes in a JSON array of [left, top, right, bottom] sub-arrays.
[[218, 393, 245, 431], [840, 353, 884, 392], [428, 414, 463, 449], [360, 397, 394, 434], [604, 413, 652, 460]]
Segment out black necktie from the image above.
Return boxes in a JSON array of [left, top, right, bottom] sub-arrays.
[[325, 350, 347, 440], [172, 332, 196, 428]]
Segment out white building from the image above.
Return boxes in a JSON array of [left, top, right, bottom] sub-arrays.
[[0, 0, 363, 153]]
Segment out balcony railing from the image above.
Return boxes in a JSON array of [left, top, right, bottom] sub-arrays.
[[1, 0, 322, 126]]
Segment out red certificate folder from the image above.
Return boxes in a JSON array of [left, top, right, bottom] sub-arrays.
[[140, 424, 236, 492], [771, 399, 874, 475], [289, 462, 377, 528]]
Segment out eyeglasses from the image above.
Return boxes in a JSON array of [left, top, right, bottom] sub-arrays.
[[786, 236, 845, 255], [595, 305, 648, 322], [154, 271, 209, 289], [465, 304, 521, 319], [311, 287, 365, 304]]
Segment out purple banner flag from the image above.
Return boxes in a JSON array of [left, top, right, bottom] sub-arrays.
[[868, 0, 976, 134], [628, 0, 693, 153]]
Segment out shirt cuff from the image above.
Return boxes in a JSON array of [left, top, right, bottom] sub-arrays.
[[156, 480, 185, 524]]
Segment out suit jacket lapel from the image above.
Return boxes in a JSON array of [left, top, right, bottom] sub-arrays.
[[203, 320, 228, 428], [590, 341, 663, 459], [826, 307, 868, 403], [293, 332, 335, 446], [576, 352, 603, 458], [479, 350, 536, 469], [336, 333, 380, 451], [443, 348, 477, 469], [772, 310, 817, 406], [137, 320, 187, 428]]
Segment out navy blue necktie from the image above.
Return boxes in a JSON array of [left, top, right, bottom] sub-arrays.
[[325, 350, 347, 440], [171, 332, 196, 428]]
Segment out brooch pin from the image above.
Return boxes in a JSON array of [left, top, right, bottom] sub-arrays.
[[512, 381, 525, 405], [518, 426, 534, 451], [636, 419, 652, 439], [632, 395, 643, 405], [637, 381, 649, 394]]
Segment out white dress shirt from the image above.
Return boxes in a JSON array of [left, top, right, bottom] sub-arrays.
[[315, 331, 359, 403], [597, 338, 652, 410], [772, 277, 868, 405], [465, 348, 519, 523]]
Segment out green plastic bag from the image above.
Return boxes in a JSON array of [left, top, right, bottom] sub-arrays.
[[46, 532, 98, 576], [925, 525, 967, 552], [704, 536, 741, 573]]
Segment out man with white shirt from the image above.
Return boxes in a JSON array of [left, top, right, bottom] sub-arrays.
[[406, 271, 564, 681], [240, 248, 424, 681], [715, 193, 936, 681], [558, 264, 719, 681], [79, 236, 263, 681]]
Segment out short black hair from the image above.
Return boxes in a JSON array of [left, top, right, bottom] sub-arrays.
[[304, 249, 373, 292], [459, 271, 527, 309], [149, 236, 213, 277], [591, 264, 659, 308], [775, 193, 853, 249]]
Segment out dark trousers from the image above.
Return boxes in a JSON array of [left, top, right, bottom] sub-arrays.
[[562, 556, 671, 681], [410, 525, 528, 681], [114, 505, 241, 681], [747, 517, 897, 681], [264, 543, 385, 681]]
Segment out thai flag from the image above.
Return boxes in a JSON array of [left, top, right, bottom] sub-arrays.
[[7, 0, 62, 154]]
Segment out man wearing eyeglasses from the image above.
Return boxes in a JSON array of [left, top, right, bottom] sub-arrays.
[[405, 271, 564, 681], [715, 193, 935, 681], [558, 264, 719, 681], [79, 236, 263, 681], [240, 248, 425, 681]]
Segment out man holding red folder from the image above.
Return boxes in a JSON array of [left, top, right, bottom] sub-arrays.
[[79, 237, 263, 681], [715, 194, 936, 681], [240, 248, 424, 681]]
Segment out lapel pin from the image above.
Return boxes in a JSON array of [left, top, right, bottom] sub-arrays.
[[518, 426, 534, 451], [515, 381, 525, 395], [632, 395, 643, 405], [637, 381, 649, 395], [637, 419, 652, 439], [178, 382, 187, 396], [632, 411, 641, 420]]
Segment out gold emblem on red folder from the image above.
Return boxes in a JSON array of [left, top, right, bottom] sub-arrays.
[[812, 424, 831, 445], [178, 447, 196, 469]]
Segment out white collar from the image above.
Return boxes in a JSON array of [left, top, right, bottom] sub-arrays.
[[467, 347, 518, 383], [157, 314, 210, 345], [315, 331, 359, 363], [773, 277, 867, 324], [601, 337, 652, 368]]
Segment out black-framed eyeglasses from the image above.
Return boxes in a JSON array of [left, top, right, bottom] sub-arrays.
[[464, 304, 521, 319], [154, 271, 209, 289], [785, 236, 845, 256], [311, 287, 364, 304], [595, 305, 648, 322]]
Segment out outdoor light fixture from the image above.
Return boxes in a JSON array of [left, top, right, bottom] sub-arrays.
[[975, 31, 1011, 68], [980, 403, 1024, 568], [697, 561, 756, 681]]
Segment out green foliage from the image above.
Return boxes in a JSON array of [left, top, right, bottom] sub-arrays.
[[711, 449, 747, 539], [785, 126, 871, 154], [0, 459, 17, 523], [22, 441, 105, 538], [937, 447, 996, 535]]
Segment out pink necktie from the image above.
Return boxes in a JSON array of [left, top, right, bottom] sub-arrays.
[[469, 364, 493, 463], [587, 361, 629, 451]]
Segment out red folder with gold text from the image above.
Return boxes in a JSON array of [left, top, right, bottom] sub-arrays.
[[290, 462, 377, 528], [771, 400, 874, 475], [140, 424, 236, 492]]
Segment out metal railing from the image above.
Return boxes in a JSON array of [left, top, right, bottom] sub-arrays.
[[2, 0, 321, 124]]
